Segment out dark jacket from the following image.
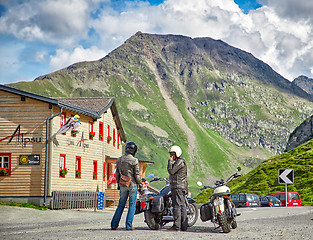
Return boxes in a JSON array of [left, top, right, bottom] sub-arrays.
[[116, 154, 142, 188], [167, 157, 187, 190]]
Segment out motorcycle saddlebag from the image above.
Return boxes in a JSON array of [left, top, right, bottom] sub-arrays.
[[200, 202, 214, 222], [151, 195, 164, 213]]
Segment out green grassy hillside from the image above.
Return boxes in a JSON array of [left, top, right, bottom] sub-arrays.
[[196, 138, 313, 206]]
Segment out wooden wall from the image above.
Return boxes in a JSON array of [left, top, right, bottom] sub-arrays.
[[49, 107, 122, 195], [0, 91, 50, 196], [0, 90, 123, 197]]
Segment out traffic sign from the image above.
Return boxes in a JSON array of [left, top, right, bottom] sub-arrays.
[[278, 169, 294, 184]]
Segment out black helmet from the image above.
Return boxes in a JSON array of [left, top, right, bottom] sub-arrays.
[[125, 142, 137, 156]]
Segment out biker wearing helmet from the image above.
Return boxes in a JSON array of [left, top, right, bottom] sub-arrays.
[[111, 142, 143, 230], [167, 145, 188, 231]]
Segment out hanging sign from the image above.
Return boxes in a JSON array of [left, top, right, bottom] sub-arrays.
[[19, 154, 40, 165]]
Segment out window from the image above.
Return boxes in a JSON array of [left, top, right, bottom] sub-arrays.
[[59, 154, 67, 177], [89, 122, 95, 140], [231, 195, 238, 201], [0, 153, 11, 176], [93, 161, 97, 180], [113, 128, 116, 146], [99, 122, 104, 141], [277, 194, 285, 200], [75, 156, 81, 178], [289, 193, 300, 200], [117, 133, 120, 149], [107, 125, 111, 143], [60, 113, 66, 135]]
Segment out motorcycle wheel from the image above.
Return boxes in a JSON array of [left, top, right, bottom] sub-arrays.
[[187, 202, 198, 227], [231, 220, 238, 229], [230, 202, 237, 229], [217, 212, 231, 233], [144, 210, 162, 230]]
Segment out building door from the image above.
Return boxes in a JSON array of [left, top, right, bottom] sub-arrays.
[[106, 158, 117, 189]]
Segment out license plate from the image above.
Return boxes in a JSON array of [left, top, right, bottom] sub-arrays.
[[293, 202, 298, 205], [140, 195, 149, 202], [251, 203, 257, 205]]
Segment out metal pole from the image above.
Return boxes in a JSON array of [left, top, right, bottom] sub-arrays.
[[44, 107, 63, 206], [285, 184, 288, 207]]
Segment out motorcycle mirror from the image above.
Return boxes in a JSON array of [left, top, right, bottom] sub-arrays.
[[197, 181, 203, 186], [148, 173, 154, 178], [237, 167, 241, 171]]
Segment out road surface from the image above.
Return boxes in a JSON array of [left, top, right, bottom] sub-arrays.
[[1, 205, 312, 239]]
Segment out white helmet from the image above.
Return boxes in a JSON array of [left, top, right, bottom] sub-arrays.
[[168, 145, 182, 157]]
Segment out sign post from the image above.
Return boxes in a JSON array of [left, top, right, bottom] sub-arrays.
[[278, 169, 294, 207]]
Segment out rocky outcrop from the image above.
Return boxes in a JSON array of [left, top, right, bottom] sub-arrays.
[[293, 75, 313, 95], [285, 116, 313, 152]]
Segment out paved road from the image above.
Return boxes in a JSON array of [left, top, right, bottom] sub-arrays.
[[1, 205, 312, 239]]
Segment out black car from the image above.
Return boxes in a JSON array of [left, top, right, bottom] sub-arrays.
[[260, 196, 282, 207], [230, 193, 260, 207]]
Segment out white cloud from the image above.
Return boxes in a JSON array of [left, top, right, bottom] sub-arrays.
[[0, 0, 90, 47], [50, 46, 107, 71], [243, 4, 313, 80], [34, 51, 48, 63], [2, 0, 313, 83], [265, 0, 313, 22]]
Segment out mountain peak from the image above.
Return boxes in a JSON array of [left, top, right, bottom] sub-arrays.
[[293, 75, 313, 95]]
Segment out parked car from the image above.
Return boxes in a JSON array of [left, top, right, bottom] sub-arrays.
[[260, 196, 282, 207], [268, 192, 302, 207], [230, 193, 260, 207]]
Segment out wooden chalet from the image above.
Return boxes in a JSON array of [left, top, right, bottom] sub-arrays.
[[0, 84, 152, 208]]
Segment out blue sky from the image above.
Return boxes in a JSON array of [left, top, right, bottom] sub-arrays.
[[1, 0, 313, 84], [234, 0, 262, 14]]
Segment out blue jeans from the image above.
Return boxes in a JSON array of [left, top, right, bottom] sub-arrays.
[[111, 185, 138, 229]]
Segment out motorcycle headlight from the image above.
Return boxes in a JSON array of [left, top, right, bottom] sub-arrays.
[[213, 197, 223, 206]]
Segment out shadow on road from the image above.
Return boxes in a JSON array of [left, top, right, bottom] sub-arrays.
[[83, 226, 223, 234]]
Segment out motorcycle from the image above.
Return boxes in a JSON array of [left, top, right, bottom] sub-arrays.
[[197, 168, 242, 233], [135, 175, 198, 230]]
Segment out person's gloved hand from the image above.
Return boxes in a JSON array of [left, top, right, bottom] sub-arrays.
[[138, 184, 143, 194], [117, 184, 120, 190]]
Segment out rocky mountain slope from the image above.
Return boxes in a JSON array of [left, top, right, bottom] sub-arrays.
[[283, 75, 313, 152], [8, 32, 313, 190], [293, 75, 313, 95], [285, 115, 313, 152]]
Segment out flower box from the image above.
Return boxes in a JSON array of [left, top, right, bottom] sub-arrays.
[[60, 168, 68, 177], [0, 167, 8, 176], [89, 132, 95, 139], [71, 130, 79, 137]]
